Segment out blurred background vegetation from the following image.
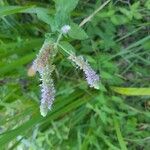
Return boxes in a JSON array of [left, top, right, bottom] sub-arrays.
[[0, 0, 150, 149]]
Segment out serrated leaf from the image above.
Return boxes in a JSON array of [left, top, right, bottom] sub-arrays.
[[55, 0, 79, 13], [130, 1, 140, 10], [68, 23, 88, 40], [37, 10, 55, 31], [54, 0, 79, 28], [119, 7, 132, 20]]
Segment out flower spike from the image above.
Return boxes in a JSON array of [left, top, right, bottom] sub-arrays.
[[68, 54, 100, 89], [33, 42, 56, 117]]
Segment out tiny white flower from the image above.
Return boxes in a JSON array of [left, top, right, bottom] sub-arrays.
[[61, 25, 71, 34]]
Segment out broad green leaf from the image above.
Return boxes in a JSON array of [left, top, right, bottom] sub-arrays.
[[54, 0, 79, 28], [111, 87, 150, 96], [68, 23, 88, 40], [37, 10, 55, 31], [55, 0, 79, 13]]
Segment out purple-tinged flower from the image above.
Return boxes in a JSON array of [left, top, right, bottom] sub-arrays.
[[68, 54, 100, 89], [40, 64, 55, 117], [40, 81, 55, 117], [61, 25, 71, 34], [32, 41, 56, 117], [32, 42, 52, 73], [83, 64, 100, 89]]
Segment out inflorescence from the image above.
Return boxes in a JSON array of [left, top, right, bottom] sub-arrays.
[[32, 25, 100, 117], [32, 41, 56, 117], [68, 54, 100, 89]]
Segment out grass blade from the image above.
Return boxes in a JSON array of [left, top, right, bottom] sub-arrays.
[[113, 117, 127, 150], [111, 87, 150, 96]]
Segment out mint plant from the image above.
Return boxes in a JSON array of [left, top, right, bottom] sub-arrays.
[[1, 0, 150, 149], [33, 25, 100, 116], [31, 0, 111, 117]]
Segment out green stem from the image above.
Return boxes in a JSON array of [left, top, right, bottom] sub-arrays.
[[57, 43, 73, 56], [53, 32, 74, 56], [54, 33, 62, 49]]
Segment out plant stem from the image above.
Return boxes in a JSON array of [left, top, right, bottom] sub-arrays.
[[57, 43, 73, 55], [79, 0, 111, 27], [55, 0, 111, 54], [54, 33, 62, 49]]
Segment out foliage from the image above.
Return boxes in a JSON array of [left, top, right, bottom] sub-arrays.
[[0, 0, 150, 149]]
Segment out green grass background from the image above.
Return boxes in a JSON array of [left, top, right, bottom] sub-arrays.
[[0, 0, 150, 149]]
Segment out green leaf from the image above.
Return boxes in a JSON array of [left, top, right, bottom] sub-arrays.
[[68, 23, 88, 40], [130, 1, 140, 10], [54, 0, 79, 28], [0, 5, 36, 17], [111, 15, 129, 25], [119, 7, 132, 20], [37, 10, 55, 31], [55, 0, 79, 13], [59, 41, 76, 54], [145, 0, 150, 9], [111, 87, 150, 96], [101, 71, 113, 79]]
